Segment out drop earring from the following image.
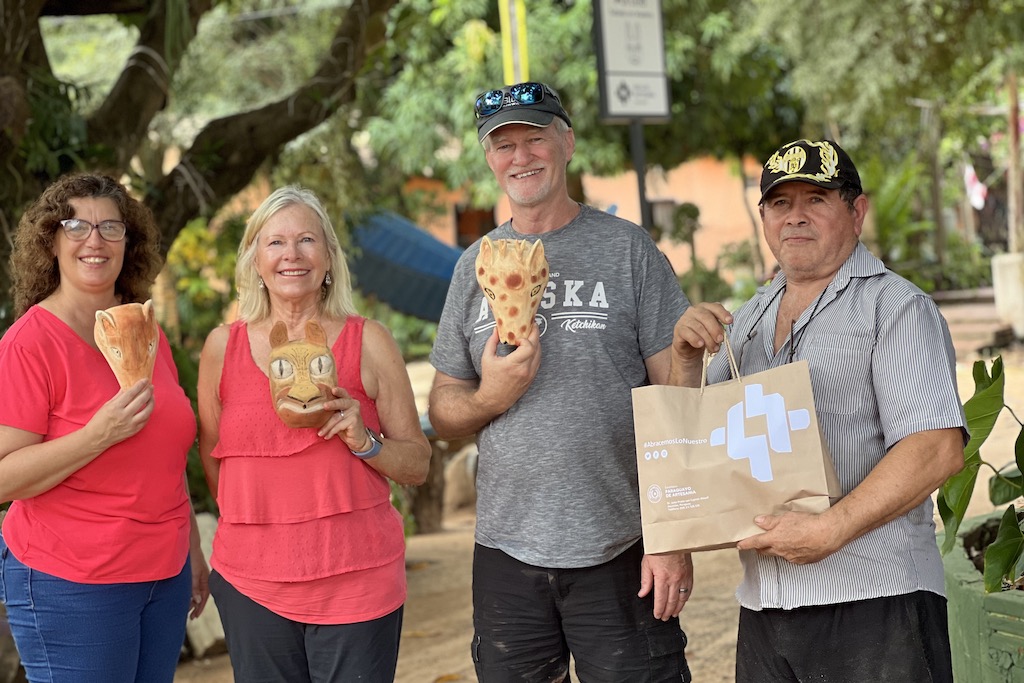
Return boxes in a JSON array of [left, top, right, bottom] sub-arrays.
[[258, 277, 265, 289], [324, 272, 332, 286]]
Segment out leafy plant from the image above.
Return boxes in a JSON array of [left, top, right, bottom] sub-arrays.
[[937, 357, 1024, 592]]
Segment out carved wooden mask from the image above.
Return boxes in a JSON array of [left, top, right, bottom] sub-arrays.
[[268, 320, 338, 429], [94, 300, 159, 390], [475, 236, 549, 346]]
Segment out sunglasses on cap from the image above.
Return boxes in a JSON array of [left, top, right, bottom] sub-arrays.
[[474, 82, 554, 119]]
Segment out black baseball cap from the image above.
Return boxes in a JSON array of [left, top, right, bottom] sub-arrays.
[[474, 82, 573, 142], [759, 139, 862, 204]]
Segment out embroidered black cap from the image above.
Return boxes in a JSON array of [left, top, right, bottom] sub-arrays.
[[759, 139, 862, 204], [474, 82, 573, 142]]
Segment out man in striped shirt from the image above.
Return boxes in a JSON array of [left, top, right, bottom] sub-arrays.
[[669, 139, 966, 682]]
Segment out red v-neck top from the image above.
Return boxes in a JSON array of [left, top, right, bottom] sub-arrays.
[[0, 306, 195, 583]]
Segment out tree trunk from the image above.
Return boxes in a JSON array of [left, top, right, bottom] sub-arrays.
[[928, 124, 947, 285], [408, 436, 476, 534], [1009, 68, 1022, 254], [736, 160, 766, 278], [408, 442, 447, 535]]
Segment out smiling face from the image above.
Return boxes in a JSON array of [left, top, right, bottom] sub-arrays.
[[254, 203, 330, 307], [484, 122, 575, 210], [54, 197, 126, 296], [760, 182, 867, 285]]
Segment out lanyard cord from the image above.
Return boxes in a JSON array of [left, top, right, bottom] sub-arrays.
[[788, 287, 829, 364]]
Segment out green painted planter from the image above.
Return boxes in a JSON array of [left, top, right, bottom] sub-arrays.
[[942, 512, 1024, 682]]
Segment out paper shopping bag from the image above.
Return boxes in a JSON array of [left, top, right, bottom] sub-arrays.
[[632, 344, 840, 554]]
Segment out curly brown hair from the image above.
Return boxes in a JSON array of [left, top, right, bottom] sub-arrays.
[[11, 173, 163, 319]]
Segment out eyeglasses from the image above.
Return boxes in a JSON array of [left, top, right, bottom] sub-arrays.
[[59, 218, 127, 242], [474, 82, 549, 119]]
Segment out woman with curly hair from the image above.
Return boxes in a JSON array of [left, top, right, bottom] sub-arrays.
[[0, 172, 209, 683]]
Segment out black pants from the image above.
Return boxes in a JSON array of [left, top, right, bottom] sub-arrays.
[[210, 571, 403, 683], [471, 541, 690, 682], [736, 591, 953, 682]]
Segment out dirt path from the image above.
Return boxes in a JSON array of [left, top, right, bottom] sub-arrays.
[[175, 350, 1024, 683]]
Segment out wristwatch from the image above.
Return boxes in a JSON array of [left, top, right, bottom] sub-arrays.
[[352, 428, 383, 459]]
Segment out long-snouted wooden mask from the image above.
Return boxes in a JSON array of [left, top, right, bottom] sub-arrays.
[[475, 236, 549, 348], [94, 300, 159, 390]]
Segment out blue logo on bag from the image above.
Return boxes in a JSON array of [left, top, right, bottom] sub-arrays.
[[709, 383, 811, 483]]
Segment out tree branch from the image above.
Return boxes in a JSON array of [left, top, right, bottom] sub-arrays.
[[41, 1, 147, 16], [148, 0, 397, 254], [86, 0, 212, 169]]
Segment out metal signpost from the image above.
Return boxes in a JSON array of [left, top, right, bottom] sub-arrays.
[[592, 0, 670, 231], [500, 0, 529, 85]]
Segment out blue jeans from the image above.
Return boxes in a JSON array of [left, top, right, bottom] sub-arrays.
[[0, 535, 191, 683]]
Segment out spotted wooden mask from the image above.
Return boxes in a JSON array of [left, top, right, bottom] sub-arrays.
[[475, 236, 549, 346], [268, 320, 337, 429], [94, 300, 159, 390]]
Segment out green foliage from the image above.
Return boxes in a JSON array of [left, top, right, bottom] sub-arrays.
[[41, 15, 135, 105], [906, 233, 992, 293], [861, 151, 991, 293], [154, 1, 334, 145], [165, 215, 245, 350], [19, 68, 94, 177], [937, 357, 1024, 592], [390, 480, 417, 538], [366, 0, 801, 209], [669, 203, 701, 246], [170, 344, 218, 515], [353, 291, 438, 361], [678, 262, 732, 306]]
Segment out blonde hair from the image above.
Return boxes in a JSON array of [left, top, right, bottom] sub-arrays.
[[235, 186, 356, 322]]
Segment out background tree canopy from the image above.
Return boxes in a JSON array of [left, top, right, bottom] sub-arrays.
[[1, 0, 1022, 518], [2, 0, 1022, 334]]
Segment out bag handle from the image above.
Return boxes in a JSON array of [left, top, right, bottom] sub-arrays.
[[700, 332, 741, 394]]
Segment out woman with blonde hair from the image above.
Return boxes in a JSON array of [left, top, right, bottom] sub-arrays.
[[199, 185, 430, 682]]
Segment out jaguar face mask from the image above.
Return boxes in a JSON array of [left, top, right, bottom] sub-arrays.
[[268, 320, 337, 429], [475, 236, 549, 348], [94, 300, 159, 390]]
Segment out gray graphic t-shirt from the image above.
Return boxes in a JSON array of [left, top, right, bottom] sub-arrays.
[[430, 205, 688, 567]]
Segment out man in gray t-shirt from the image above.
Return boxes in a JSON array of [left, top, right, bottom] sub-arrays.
[[428, 82, 692, 682]]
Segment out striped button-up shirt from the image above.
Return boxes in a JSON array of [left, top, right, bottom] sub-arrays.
[[707, 242, 966, 610]]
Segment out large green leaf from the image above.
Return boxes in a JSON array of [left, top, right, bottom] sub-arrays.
[[984, 505, 1024, 593], [972, 357, 997, 393], [939, 462, 980, 554], [963, 358, 1005, 466], [989, 466, 1024, 506], [938, 358, 1005, 554], [1016, 426, 1024, 476]]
